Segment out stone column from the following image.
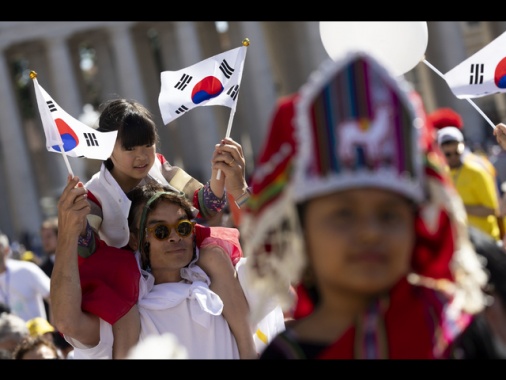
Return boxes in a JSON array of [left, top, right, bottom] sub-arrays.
[[292, 22, 329, 76], [106, 22, 147, 105], [88, 29, 118, 101], [0, 50, 42, 242]]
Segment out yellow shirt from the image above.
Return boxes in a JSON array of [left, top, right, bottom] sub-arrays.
[[450, 159, 500, 240], [464, 151, 497, 179]]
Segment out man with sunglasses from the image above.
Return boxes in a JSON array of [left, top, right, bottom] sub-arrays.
[[51, 177, 285, 359], [437, 126, 502, 242]]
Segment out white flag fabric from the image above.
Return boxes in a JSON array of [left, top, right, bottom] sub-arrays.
[[158, 44, 247, 125], [32, 75, 118, 160], [444, 31, 506, 99]]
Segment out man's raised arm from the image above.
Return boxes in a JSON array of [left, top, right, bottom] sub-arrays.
[[51, 175, 100, 346]]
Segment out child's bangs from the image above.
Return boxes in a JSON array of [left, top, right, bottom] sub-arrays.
[[120, 114, 157, 149]]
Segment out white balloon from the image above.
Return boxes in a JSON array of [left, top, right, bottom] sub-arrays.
[[319, 22, 428, 76]]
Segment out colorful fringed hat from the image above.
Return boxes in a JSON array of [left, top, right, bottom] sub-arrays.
[[292, 52, 425, 205], [241, 51, 487, 323]]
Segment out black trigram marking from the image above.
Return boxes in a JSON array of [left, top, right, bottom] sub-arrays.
[[46, 100, 57, 112], [219, 59, 234, 79], [469, 63, 484, 85], [84, 132, 99, 147], [226, 85, 240, 101], [174, 74, 193, 91], [175, 105, 189, 115]]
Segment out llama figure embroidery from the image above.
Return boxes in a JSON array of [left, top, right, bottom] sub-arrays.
[[337, 104, 392, 167]]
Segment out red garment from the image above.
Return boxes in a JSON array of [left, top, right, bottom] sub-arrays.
[[78, 224, 242, 325], [78, 240, 140, 325], [195, 224, 243, 266], [316, 277, 471, 359], [292, 283, 314, 320]]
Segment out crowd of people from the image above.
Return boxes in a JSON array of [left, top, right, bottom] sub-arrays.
[[3, 48, 506, 360]]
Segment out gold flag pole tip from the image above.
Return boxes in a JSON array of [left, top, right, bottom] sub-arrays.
[[29, 71, 37, 79], [242, 38, 250, 46]]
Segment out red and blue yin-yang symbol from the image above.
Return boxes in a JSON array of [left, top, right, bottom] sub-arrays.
[[51, 118, 79, 152], [191, 76, 224, 104], [494, 57, 506, 89]]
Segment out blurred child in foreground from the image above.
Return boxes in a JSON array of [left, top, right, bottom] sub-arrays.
[[241, 52, 489, 359]]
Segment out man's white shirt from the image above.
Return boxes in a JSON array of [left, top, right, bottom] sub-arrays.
[[66, 253, 285, 359]]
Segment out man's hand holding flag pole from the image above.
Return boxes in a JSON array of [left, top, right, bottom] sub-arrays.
[[158, 38, 249, 180], [30, 71, 118, 178]]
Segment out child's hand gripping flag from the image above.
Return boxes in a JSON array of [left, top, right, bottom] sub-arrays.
[[444, 31, 506, 99], [158, 40, 248, 125], [30, 71, 117, 160]]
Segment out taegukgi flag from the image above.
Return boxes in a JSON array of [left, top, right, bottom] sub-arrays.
[[158, 43, 248, 125], [444, 31, 506, 99], [31, 71, 118, 160]]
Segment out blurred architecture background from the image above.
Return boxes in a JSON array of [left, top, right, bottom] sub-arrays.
[[1, 21, 506, 253]]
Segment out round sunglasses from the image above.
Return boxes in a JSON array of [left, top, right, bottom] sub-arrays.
[[146, 220, 196, 240]]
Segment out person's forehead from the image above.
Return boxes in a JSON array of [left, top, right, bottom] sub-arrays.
[[148, 201, 185, 222]]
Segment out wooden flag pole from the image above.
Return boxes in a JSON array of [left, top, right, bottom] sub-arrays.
[[216, 38, 250, 180]]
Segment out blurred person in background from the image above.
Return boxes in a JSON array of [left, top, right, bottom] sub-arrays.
[[0, 232, 51, 322], [25, 316, 73, 358], [428, 108, 499, 187], [12, 335, 59, 359], [38, 217, 58, 319], [0, 311, 29, 355], [39, 217, 58, 278], [437, 126, 502, 243], [430, 108, 504, 243]]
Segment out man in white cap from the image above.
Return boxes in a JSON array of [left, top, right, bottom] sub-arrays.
[[437, 126, 502, 242]]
